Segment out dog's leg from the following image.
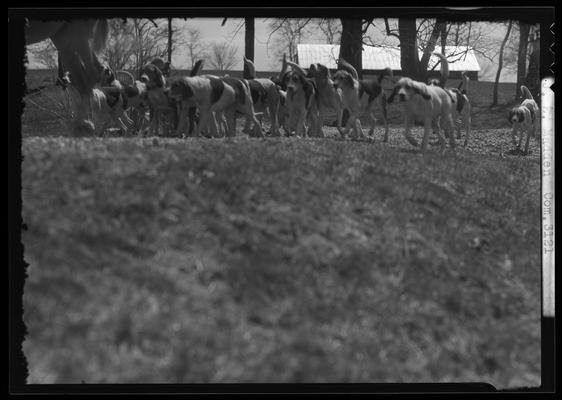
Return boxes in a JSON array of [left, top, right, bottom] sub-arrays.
[[268, 99, 281, 137], [403, 116, 419, 147], [355, 118, 365, 140], [224, 108, 237, 138], [315, 107, 326, 138], [463, 110, 471, 147], [342, 110, 356, 138], [346, 114, 358, 139], [296, 110, 306, 137], [380, 95, 389, 142], [243, 114, 252, 134], [335, 107, 344, 138], [367, 112, 376, 137], [517, 126, 524, 149], [310, 104, 323, 138], [445, 115, 456, 154], [194, 109, 209, 138], [523, 128, 532, 155], [175, 106, 187, 138], [420, 118, 435, 153]]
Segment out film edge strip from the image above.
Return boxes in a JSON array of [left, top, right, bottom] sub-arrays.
[[541, 76, 554, 318]]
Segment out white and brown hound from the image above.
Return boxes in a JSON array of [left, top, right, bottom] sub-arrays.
[[279, 57, 319, 137], [139, 61, 176, 135], [168, 75, 261, 138], [520, 85, 540, 136], [220, 76, 264, 138], [242, 57, 281, 136], [387, 52, 456, 153], [447, 73, 472, 146], [333, 58, 392, 141], [283, 60, 343, 138], [508, 85, 540, 154], [428, 54, 472, 146]]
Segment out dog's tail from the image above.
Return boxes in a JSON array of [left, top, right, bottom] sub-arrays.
[[378, 67, 393, 85], [432, 52, 449, 88], [190, 59, 204, 77], [243, 56, 256, 79], [457, 71, 470, 94], [285, 60, 308, 77], [520, 85, 534, 101], [280, 53, 289, 77], [337, 58, 359, 80]]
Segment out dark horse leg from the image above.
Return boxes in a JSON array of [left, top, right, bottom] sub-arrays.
[[26, 20, 108, 136]]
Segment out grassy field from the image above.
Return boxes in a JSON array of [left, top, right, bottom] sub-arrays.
[[21, 122, 541, 387], [20, 71, 542, 387]]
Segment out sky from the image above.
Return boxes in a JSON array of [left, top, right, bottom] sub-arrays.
[[26, 18, 520, 82]]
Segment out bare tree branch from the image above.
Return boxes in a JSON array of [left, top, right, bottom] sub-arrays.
[[384, 18, 400, 39]]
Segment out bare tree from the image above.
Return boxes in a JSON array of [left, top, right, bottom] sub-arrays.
[[27, 41, 58, 72], [208, 41, 238, 71], [185, 27, 208, 69], [104, 19, 137, 73], [493, 20, 513, 106], [102, 19, 187, 76], [524, 26, 540, 99], [267, 18, 313, 62], [516, 22, 530, 100], [315, 18, 342, 44], [244, 17, 255, 78], [339, 19, 364, 78]]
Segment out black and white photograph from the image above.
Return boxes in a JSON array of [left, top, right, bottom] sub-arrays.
[[9, 6, 554, 392]]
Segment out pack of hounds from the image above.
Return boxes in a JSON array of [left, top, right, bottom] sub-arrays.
[[86, 51, 540, 155]]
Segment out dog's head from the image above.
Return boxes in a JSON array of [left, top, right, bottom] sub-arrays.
[[150, 58, 172, 77], [56, 71, 72, 88], [122, 80, 149, 111], [283, 71, 307, 92], [100, 65, 116, 86], [388, 78, 432, 103], [308, 63, 331, 80], [332, 70, 355, 90], [168, 78, 195, 105], [508, 108, 525, 124], [427, 78, 440, 87], [139, 64, 166, 89]]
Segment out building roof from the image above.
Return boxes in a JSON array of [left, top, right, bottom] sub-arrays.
[[297, 44, 481, 72]]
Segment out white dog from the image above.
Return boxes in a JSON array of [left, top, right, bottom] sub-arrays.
[[388, 53, 457, 153], [508, 85, 540, 154]]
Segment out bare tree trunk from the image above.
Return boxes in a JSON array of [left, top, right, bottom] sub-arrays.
[[398, 18, 420, 79], [167, 18, 173, 65], [419, 19, 445, 78], [244, 17, 255, 79], [492, 20, 513, 106], [339, 18, 363, 125], [339, 19, 363, 79], [525, 27, 540, 101], [440, 22, 448, 54], [516, 21, 530, 100]]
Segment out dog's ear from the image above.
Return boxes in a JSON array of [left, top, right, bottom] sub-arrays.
[[155, 66, 165, 88], [508, 109, 516, 123], [387, 86, 398, 103], [412, 83, 431, 100], [162, 61, 171, 76], [318, 64, 330, 78]]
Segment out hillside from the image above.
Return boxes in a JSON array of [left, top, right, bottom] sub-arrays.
[[22, 133, 541, 386]]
